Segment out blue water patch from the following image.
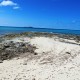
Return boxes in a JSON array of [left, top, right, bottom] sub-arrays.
[[0, 26, 80, 35]]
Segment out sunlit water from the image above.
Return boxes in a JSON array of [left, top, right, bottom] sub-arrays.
[[0, 26, 80, 35]]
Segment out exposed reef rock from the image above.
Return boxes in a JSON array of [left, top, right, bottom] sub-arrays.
[[0, 41, 37, 61]]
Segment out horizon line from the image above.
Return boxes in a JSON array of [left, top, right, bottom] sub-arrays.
[[0, 26, 80, 31]]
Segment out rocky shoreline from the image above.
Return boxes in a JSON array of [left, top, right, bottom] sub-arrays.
[[0, 32, 80, 80], [0, 32, 80, 62], [0, 41, 37, 61], [1, 32, 80, 41], [0, 32, 40, 62]]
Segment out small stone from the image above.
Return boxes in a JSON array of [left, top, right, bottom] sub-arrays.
[[0, 60, 3, 63], [66, 52, 71, 55], [23, 62, 27, 65], [32, 78, 36, 80], [34, 52, 38, 55], [43, 52, 45, 53]]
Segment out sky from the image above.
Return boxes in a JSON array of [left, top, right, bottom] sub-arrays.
[[0, 0, 80, 30]]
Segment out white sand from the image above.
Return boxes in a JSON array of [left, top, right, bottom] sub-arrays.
[[30, 37, 80, 55], [0, 37, 80, 80]]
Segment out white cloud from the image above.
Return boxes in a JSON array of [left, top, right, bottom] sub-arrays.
[[13, 6, 20, 9], [0, 0, 17, 6], [0, 0, 20, 10]]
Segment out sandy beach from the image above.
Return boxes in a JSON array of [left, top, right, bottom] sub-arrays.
[[0, 33, 80, 80], [0, 0, 80, 79]]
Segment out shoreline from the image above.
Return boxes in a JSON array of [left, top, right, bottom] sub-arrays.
[[0, 32, 80, 61], [1, 32, 80, 43], [0, 32, 80, 80]]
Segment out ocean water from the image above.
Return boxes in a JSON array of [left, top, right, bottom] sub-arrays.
[[0, 26, 80, 35]]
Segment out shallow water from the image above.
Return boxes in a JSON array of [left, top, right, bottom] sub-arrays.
[[0, 26, 80, 35]]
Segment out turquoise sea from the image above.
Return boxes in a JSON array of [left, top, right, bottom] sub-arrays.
[[0, 26, 80, 35]]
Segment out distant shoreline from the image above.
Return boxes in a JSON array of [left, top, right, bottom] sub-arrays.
[[0, 26, 80, 31], [0, 26, 80, 36]]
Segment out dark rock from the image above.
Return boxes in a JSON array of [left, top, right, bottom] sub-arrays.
[[0, 60, 3, 63], [0, 41, 37, 61], [66, 52, 71, 55], [4, 43, 10, 48], [23, 62, 27, 65], [43, 52, 45, 53], [32, 78, 36, 80], [34, 52, 38, 55], [27, 44, 36, 53]]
